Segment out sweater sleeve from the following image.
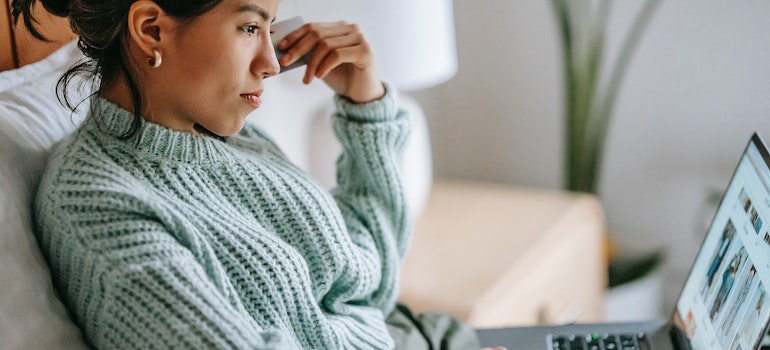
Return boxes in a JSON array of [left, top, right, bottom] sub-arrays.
[[330, 83, 413, 313], [35, 188, 298, 350]]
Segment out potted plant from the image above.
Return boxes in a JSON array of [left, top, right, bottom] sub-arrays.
[[550, 0, 664, 319]]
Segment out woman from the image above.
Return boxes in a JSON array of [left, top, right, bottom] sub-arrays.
[[13, 0, 490, 348]]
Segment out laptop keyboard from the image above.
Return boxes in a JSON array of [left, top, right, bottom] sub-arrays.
[[550, 332, 649, 350]]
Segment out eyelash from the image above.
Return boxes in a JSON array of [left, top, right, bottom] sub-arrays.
[[243, 25, 259, 34], [242, 25, 275, 35]]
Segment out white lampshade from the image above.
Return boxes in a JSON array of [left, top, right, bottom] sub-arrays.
[[277, 0, 458, 91], [273, 1, 456, 218]]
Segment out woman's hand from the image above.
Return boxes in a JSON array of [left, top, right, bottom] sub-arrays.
[[276, 21, 385, 104]]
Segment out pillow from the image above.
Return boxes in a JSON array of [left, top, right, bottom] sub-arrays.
[[0, 41, 91, 349]]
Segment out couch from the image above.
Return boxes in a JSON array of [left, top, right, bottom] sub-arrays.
[[1, 42, 91, 349]]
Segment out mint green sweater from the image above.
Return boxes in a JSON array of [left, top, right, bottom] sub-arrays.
[[35, 86, 411, 349]]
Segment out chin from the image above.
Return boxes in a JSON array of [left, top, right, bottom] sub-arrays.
[[218, 121, 248, 137]]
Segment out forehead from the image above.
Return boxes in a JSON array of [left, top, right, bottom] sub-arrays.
[[219, 0, 280, 20]]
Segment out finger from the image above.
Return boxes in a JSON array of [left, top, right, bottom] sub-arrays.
[[301, 30, 365, 83], [278, 21, 351, 67], [277, 21, 348, 49], [307, 34, 368, 80], [315, 46, 371, 80]]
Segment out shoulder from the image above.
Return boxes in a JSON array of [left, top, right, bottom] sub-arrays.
[[35, 129, 152, 225], [40, 127, 135, 192], [34, 132, 177, 268]]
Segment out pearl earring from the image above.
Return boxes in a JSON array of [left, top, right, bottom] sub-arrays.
[[148, 49, 162, 68]]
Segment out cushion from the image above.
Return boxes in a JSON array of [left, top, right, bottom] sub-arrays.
[[0, 41, 91, 349]]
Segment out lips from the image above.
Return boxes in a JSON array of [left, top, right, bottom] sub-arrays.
[[240, 91, 262, 109]]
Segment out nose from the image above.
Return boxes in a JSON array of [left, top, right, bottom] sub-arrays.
[[254, 34, 280, 78]]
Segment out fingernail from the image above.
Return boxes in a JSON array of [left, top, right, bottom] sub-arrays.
[[278, 39, 287, 49]]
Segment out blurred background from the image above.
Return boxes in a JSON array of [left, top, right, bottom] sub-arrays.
[[260, 0, 770, 319], [420, 0, 770, 316]]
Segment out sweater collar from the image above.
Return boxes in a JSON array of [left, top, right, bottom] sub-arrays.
[[87, 96, 235, 164]]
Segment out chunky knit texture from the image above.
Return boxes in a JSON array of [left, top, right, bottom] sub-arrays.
[[34, 85, 411, 349]]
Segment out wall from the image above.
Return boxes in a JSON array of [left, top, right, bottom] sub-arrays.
[[416, 0, 770, 315]]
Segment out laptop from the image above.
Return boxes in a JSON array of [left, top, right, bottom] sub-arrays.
[[477, 133, 770, 350]]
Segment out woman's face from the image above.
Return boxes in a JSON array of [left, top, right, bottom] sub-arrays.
[[151, 0, 281, 136]]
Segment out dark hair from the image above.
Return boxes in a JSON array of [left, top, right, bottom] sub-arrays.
[[11, 0, 224, 139]]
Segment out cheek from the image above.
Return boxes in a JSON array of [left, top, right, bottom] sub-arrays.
[[180, 44, 221, 72], [172, 34, 233, 74], [179, 47, 249, 85], [171, 57, 237, 95]]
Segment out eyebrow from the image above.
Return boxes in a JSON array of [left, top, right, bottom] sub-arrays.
[[235, 3, 272, 22]]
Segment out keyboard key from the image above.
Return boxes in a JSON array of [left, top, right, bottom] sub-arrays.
[[550, 332, 648, 350], [587, 340, 601, 349], [602, 334, 618, 350], [570, 335, 587, 350], [553, 336, 569, 349]]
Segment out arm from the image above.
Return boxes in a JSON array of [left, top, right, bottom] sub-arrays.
[[97, 252, 293, 349], [36, 190, 298, 350], [278, 22, 412, 313], [331, 84, 412, 312]]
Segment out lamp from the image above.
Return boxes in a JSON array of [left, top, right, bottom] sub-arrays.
[[278, 0, 458, 91], [275, 0, 458, 217]]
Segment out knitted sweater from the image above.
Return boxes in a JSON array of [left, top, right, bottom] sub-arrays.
[[34, 85, 412, 349]]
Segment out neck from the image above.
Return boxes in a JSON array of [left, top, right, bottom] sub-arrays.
[[99, 73, 200, 135], [99, 74, 136, 114], [194, 123, 225, 141]]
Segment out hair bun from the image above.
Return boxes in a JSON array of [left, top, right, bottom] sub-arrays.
[[40, 0, 71, 17]]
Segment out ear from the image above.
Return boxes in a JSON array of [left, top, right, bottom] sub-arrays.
[[126, 0, 172, 58]]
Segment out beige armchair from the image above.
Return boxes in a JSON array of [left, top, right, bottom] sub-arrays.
[[398, 180, 607, 328]]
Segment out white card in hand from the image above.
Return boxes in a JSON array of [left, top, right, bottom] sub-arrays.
[[271, 16, 310, 74]]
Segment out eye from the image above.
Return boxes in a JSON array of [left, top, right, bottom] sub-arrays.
[[242, 25, 259, 35]]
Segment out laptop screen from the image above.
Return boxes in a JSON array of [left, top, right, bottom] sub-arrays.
[[672, 133, 770, 349]]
